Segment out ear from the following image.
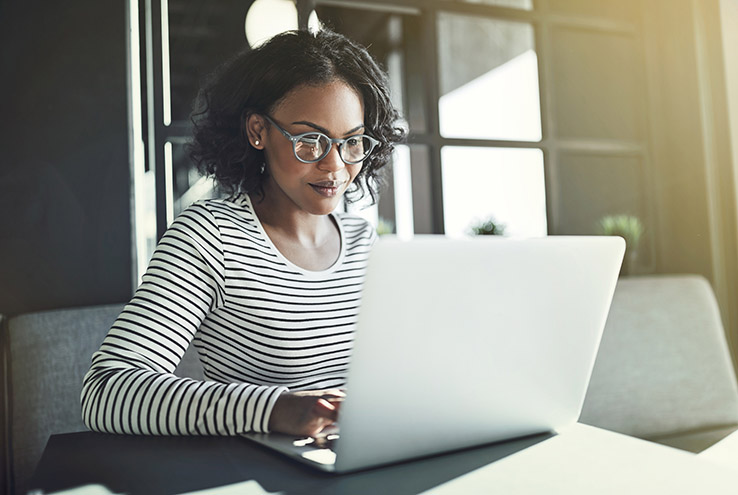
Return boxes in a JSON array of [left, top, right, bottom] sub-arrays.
[[246, 113, 267, 150]]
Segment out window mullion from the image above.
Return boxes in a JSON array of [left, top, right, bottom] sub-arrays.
[[421, 7, 445, 234]]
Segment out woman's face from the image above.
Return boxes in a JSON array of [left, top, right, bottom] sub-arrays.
[[255, 80, 366, 217]]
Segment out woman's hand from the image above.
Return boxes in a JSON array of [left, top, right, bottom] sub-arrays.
[[268, 389, 345, 437]]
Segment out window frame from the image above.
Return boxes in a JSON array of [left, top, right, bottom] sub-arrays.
[[136, 0, 652, 251]]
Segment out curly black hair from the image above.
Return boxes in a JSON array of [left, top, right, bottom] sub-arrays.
[[188, 29, 407, 204]]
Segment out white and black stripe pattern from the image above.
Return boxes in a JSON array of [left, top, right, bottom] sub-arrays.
[[81, 193, 376, 435]]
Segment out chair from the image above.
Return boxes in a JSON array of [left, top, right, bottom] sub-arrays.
[[2, 304, 204, 495], [580, 274, 738, 452], [1, 314, 9, 495]]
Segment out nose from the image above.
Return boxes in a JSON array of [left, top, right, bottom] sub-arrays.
[[317, 143, 345, 172]]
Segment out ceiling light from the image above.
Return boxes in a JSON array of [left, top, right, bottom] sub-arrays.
[[245, 0, 299, 48]]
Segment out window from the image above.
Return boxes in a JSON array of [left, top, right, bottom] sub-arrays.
[[436, 11, 545, 236], [133, 0, 650, 278]]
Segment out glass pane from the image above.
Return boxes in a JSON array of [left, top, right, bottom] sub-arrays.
[[441, 147, 547, 237], [437, 13, 541, 141], [346, 145, 414, 239], [391, 145, 414, 239], [550, 27, 640, 141], [555, 152, 645, 233], [169, 141, 218, 218], [548, 0, 638, 22], [407, 145, 434, 235], [556, 152, 648, 272], [346, 197, 379, 232], [442, 0, 533, 10], [167, 0, 251, 123], [315, 6, 417, 131], [134, 167, 157, 278]]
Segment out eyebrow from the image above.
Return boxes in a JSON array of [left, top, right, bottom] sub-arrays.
[[291, 120, 365, 137]]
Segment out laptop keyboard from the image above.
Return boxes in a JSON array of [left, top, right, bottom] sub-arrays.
[[293, 432, 340, 451]]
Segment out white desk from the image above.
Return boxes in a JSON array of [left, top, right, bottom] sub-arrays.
[[423, 423, 738, 494], [700, 429, 738, 469], [32, 423, 738, 495]]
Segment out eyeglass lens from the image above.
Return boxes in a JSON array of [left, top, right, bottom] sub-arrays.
[[294, 134, 373, 163]]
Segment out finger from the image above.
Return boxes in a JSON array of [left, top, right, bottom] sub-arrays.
[[318, 423, 340, 436], [293, 389, 340, 398], [319, 389, 346, 406], [305, 410, 338, 438], [321, 397, 343, 415], [315, 398, 339, 422]]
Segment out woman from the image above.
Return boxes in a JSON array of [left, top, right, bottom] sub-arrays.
[[81, 29, 405, 438]]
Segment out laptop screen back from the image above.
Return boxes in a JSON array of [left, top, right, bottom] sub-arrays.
[[333, 236, 624, 472]]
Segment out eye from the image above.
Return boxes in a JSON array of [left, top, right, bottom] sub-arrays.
[[346, 136, 363, 148], [294, 134, 327, 160]]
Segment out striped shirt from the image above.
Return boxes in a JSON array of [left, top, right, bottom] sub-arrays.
[[81, 193, 376, 435]]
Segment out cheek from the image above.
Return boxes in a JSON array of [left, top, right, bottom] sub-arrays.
[[270, 145, 295, 167], [277, 163, 308, 184], [347, 163, 364, 182], [267, 148, 306, 177]]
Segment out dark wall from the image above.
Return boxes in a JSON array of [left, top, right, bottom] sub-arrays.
[[0, 1, 132, 316]]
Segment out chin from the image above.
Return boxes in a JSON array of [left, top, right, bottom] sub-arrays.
[[303, 190, 346, 215], [310, 202, 342, 216]]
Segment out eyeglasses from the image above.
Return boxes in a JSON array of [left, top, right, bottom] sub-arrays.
[[263, 115, 380, 165]]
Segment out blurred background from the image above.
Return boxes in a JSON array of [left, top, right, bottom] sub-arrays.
[[1, 0, 738, 362]]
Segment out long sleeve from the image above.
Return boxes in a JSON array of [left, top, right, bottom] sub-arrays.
[[81, 202, 287, 435]]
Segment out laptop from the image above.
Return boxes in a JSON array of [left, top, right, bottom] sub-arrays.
[[243, 235, 625, 473]]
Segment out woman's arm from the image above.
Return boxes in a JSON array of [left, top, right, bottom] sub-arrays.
[[80, 202, 287, 435], [269, 389, 345, 436]]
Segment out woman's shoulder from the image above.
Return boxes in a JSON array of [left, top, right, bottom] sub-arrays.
[[334, 211, 378, 249], [168, 194, 262, 242], [178, 194, 256, 225]]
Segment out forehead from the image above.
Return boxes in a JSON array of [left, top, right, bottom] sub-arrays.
[[271, 80, 365, 131]]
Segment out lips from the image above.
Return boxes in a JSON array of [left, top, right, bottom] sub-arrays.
[[309, 180, 345, 197], [311, 180, 343, 188]]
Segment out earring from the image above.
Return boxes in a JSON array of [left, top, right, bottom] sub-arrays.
[[254, 140, 260, 146]]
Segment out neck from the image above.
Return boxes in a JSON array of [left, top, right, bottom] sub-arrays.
[[250, 188, 336, 249]]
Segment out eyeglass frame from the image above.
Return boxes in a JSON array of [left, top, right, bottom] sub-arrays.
[[262, 115, 380, 165]]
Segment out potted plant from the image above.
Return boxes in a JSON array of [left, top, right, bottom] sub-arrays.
[[598, 214, 643, 276], [468, 217, 506, 236], [377, 217, 395, 236]]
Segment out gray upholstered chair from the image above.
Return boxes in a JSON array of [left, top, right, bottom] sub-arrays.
[[580, 274, 738, 452], [1, 314, 8, 495], [2, 304, 204, 495], [5, 275, 738, 493]]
